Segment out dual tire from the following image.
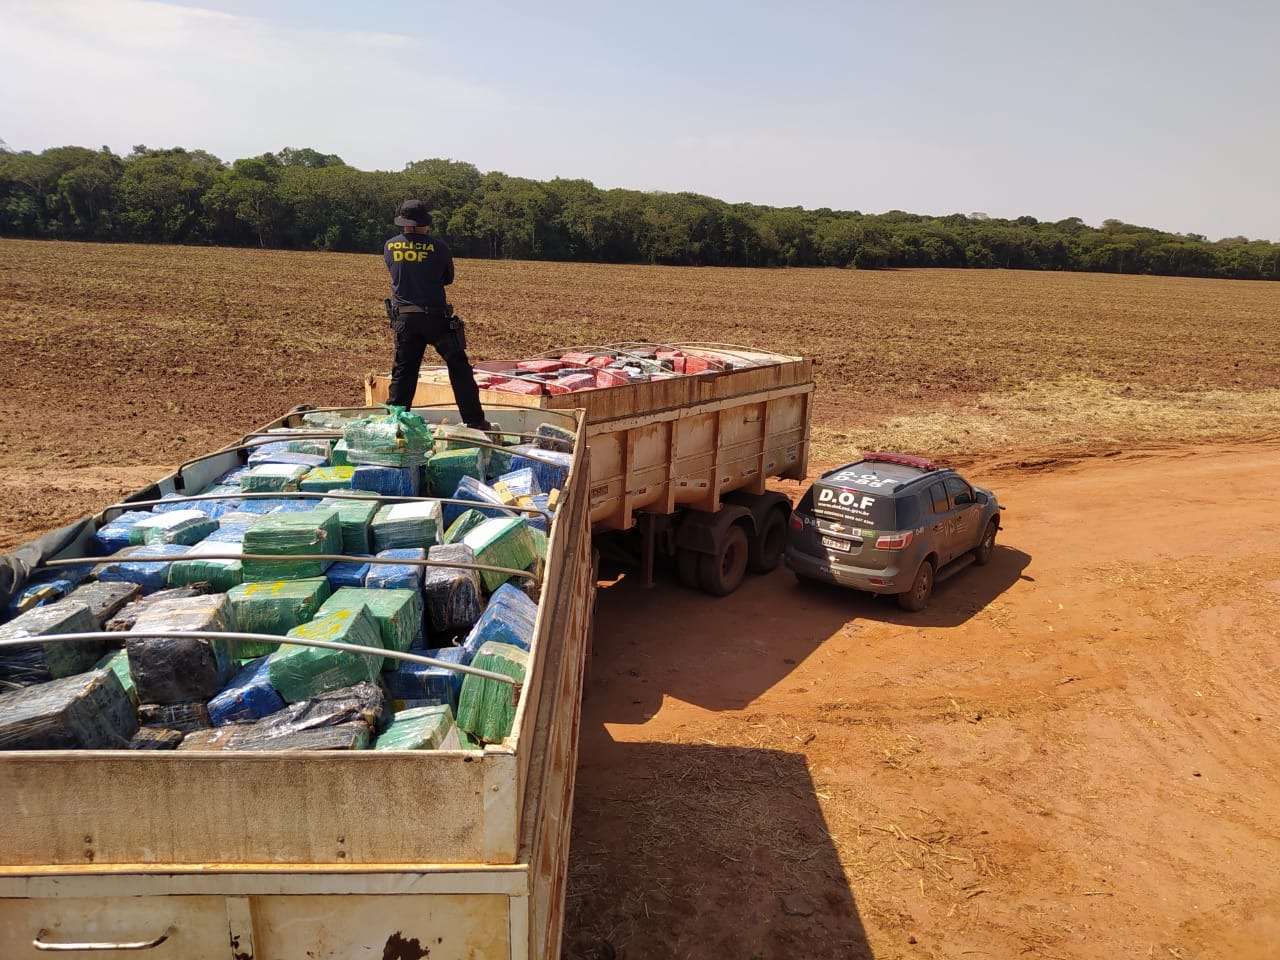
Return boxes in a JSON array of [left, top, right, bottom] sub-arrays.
[[678, 505, 789, 596]]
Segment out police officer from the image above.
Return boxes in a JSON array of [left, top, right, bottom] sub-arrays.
[[383, 199, 490, 429]]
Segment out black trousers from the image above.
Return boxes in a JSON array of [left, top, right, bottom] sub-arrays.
[[387, 314, 487, 427]]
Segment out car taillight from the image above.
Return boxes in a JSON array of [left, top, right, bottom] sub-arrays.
[[789, 513, 804, 530], [875, 531, 914, 550]]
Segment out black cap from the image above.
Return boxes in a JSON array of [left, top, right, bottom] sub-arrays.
[[394, 199, 432, 227]]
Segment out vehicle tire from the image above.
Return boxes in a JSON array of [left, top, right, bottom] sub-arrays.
[[897, 558, 934, 612], [676, 548, 700, 590], [746, 506, 788, 574], [697, 524, 750, 596], [974, 519, 998, 566]]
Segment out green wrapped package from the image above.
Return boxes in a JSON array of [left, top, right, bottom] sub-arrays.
[[299, 466, 355, 492], [167, 540, 244, 593], [427, 447, 485, 498], [317, 587, 421, 671], [331, 439, 352, 467], [370, 501, 442, 552], [318, 497, 379, 553], [442, 509, 488, 545], [286, 437, 335, 459], [343, 409, 433, 468], [528, 527, 549, 562], [91, 647, 136, 706], [456, 726, 484, 751], [432, 424, 490, 453], [456, 641, 528, 744], [226, 578, 331, 656], [268, 606, 384, 703], [128, 510, 218, 546], [374, 704, 461, 750], [462, 517, 539, 592], [241, 508, 342, 581], [241, 463, 310, 493]]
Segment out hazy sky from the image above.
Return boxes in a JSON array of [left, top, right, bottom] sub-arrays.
[[2, 0, 1277, 241]]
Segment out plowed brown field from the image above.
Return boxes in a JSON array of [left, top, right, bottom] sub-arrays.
[[3, 239, 1279, 959]]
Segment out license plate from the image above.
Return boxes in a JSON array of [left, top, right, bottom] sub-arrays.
[[821, 535, 852, 553]]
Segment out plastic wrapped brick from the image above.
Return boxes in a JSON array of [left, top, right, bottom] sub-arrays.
[[165, 539, 244, 593], [317, 587, 421, 671], [94, 544, 192, 594], [138, 701, 211, 733], [343, 409, 433, 468], [127, 594, 237, 704], [128, 727, 184, 750], [325, 558, 371, 591], [494, 467, 542, 499], [351, 463, 420, 498], [212, 510, 264, 527], [432, 424, 490, 454], [248, 448, 328, 471], [0, 668, 138, 749], [213, 465, 250, 487], [331, 438, 352, 467], [318, 497, 378, 553], [5, 568, 83, 617], [268, 606, 384, 703], [263, 498, 316, 514], [535, 423, 577, 453], [246, 441, 292, 464], [442, 509, 488, 545], [104, 585, 205, 631], [93, 648, 137, 705], [375, 704, 460, 750], [455, 641, 529, 745], [225, 578, 331, 656], [286, 438, 335, 459], [484, 440, 518, 481], [365, 548, 425, 591], [525, 495, 551, 534], [241, 508, 342, 581], [205, 521, 252, 543], [427, 447, 485, 499], [240, 463, 310, 493], [208, 655, 286, 725], [461, 583, 539, 662], [384, 646, 466, 710], [370, 500, 442, 552], [128, 510, 218, 547], [233, 722, 370, 751], [462, 517, 539, 592], [442, 475, 514, 530], [92, 510, 153, 554], [153, 489, 242, 519], [509, 445, 572, 495], [66, 581, 142, 628], [423, 544, 483, 637], [299, 466, 355, 492], [0, 601, 102, 686]]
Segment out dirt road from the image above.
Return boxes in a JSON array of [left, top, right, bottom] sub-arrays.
[[564, 441, 1280, 960]]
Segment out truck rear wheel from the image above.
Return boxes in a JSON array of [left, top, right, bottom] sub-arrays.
[[698, 524, 749, 596], [747, 505, 788, 574]]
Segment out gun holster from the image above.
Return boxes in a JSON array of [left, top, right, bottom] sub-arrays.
[[384, 298, 397, 327], [449, 315, 467, 352]]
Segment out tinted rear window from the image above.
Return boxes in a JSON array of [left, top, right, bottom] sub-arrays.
[[810, 481, 899, 528]]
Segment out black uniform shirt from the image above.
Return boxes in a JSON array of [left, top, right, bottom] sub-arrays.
[[384, 232, 454, 309]]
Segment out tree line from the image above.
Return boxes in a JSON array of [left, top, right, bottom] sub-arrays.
[[1, 143, 1277, 280]]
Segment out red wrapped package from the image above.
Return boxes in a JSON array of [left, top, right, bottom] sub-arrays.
[[492, 379, 545, 396], [517, 359, 564, 374]]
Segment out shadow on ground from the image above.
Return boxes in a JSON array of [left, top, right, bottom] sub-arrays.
[[564, 740, 871, 960]]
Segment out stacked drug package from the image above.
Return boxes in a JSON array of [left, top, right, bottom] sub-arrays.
[[0, 407, 567, 754]]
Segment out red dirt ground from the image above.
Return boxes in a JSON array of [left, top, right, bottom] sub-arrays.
[[565, 442, 1280, 960]]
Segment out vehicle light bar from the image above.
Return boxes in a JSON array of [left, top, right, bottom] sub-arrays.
[[862, 451, 937, 471]]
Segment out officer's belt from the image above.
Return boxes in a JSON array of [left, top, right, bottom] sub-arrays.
[[395, 305, 428, 314]]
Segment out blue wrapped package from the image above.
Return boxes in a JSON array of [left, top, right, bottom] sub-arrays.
[[509, 445, 571, 494], [214, 465, 250, 487], [94, 544, 192, 594], [237, 497, 313, 515], [526, 494, 551, 534], [93, 511, 154, 554], [152, 489, 241, 519], [441, 475, 514, 530], [5, 564, 89, 617], [326, 558, 372, 591], [128, 510, 218, 546], [205, 522, 251, 542], [495, 467, 541, 498], [383, 646, 466, 710], [208, 656, 286, 725], [351, 464, 420, 498], [366, 548, 425, 590], [247, 443, 327, 468], [461, 583, 539, 662]]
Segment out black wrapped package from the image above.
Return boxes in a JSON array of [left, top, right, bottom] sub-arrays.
[[178, 680, 385, 751], [127, 595, 236, 704], [422, 543, 483, 637], [0, 668, 138, 749], [64, 581, 142, 629], [0, 601, 102, 688], [137, 701, 212, 733], [233, 722, 370, 751], [105, 586, 206, 632], [127, 727, 184, 750]]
